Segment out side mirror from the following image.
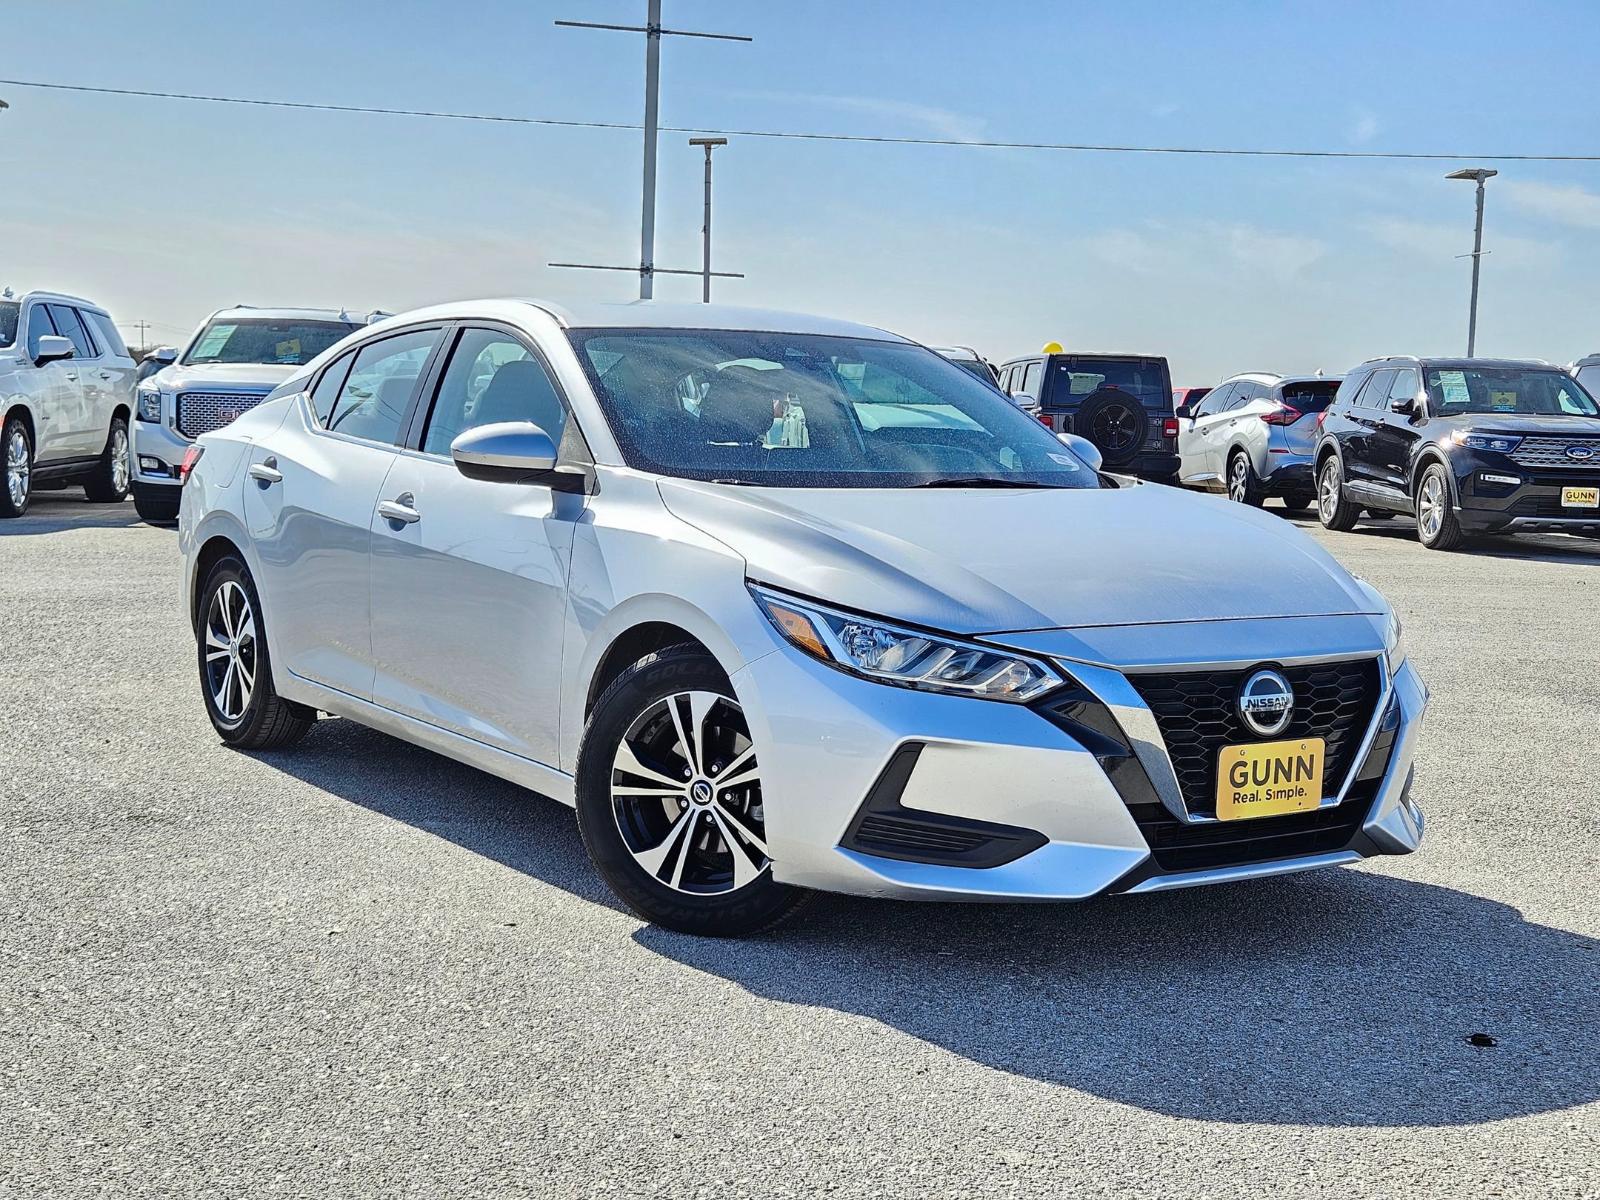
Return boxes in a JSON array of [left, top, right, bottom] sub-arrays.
[[1009, 391, 1034, 405], [450, 421, 587, 491], [151, 346, 178, 365], [34, 334, 75, 366], [1174, 404, 1193, 420], [1057, 431, 1104, 473], [1389, 396, 1416, 416]]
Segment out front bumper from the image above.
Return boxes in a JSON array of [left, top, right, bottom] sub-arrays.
[[1454, 457, 1600, 533], [130, 412, 191, 491], [733, 620, 1425, 901]]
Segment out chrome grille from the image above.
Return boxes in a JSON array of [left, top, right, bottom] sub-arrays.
[[1509, 437, 1600, 470], [176, 390, 271, 439]]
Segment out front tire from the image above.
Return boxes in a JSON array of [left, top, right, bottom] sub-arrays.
[[0, 416, 31, 518], [1317, 456, 1360, 531], [1225, 450, 1265, 506], [575, 645, 808, 936], [83, 416, 131, 503], [197, 557, 315, 749], [1415, 463, 1465, 551]]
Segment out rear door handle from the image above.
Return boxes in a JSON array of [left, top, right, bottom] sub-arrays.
[[248, 458, 283, 485], [99, 370, 113, 380], [378, 494, 421, 525]]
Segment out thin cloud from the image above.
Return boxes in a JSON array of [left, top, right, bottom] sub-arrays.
[[720, 88, 986, 141], [1348, 108, 1381, 145], [1501, 180, 1600, 230], [1361, 216, 1557, 269]]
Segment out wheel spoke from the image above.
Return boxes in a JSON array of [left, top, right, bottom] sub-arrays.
[[712, 744, 756, 783], [205, 624, 229, 652], [218, 661, 236, 717], [708, 808, 764, 890], [687, 691, 717, 775], [713, 799, 768, 857], [666, 695, 697, 774], [633, 808, 697, 882], [236, 613, 257, 648], [613, 739, 688, 791], [715, 764, 761, 791]]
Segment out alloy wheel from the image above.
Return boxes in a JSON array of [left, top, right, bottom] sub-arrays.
[[1418, 474, 1444, 541], [1228, 454, 1249, 502], [610, 690, 769, 895], [204, 580, 258, 723], [5, 427, 28, 509], [1318, 463, 1339, 522], [111, 426, 130, 493]]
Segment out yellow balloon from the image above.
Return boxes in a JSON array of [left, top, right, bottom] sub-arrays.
[[1041, 341, 1064, 354]]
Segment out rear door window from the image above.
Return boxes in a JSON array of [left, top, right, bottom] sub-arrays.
[[326, 328, 442, 444]]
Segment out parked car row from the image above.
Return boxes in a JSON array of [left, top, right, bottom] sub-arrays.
[[1166, 355, 1600, 550], [0, 289, 385, 521]]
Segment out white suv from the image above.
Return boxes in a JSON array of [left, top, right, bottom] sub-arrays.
[[0, 289, 137, 517], [131, 307, 368, 522]]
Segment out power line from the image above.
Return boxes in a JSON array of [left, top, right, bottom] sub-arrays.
[[4, 77, 1598, 163]]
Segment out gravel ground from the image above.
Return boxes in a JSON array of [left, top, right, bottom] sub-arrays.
[[1, 493, 1596, 1199]]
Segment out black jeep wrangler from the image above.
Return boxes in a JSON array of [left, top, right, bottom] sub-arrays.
[[996, 351, 1179, 483]]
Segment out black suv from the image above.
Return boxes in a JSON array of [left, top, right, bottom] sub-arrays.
[[997, 352, 1178, 482], [1315, 356, 1600, 550]]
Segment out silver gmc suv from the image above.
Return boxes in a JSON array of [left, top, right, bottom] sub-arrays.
[[132, 306, 370, 522]]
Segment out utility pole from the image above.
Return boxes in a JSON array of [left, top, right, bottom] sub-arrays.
[[553, 2, 749, 299], [689, 137, 727, 302], [132, 320, 151, 352], [1446, 168, 1497, 357]]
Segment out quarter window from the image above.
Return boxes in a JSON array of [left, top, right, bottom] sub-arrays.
[[83, 311, 129, 359], [310, 351, 355, 426], [326, 329, 440, 444], [422, 328, 568, 457]]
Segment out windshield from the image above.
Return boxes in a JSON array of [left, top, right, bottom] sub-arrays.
[[183, 318, 359, 366], [569, 329, 1102, 489], [0, 301, 17, 349], [1050, 358, 1171, 409], [1281, 381, 1339, 413], [1423, 365, 1600, 418]]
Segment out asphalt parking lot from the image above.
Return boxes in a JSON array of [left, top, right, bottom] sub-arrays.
[[2, 495, 1596, 1198]]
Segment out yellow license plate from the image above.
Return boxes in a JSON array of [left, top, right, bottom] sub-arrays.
[[1561, 486, 1599, 509], [1215, 737, 1325, 821]]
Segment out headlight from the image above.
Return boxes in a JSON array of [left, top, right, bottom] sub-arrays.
[[1383, 609, 1407, 675], [1451, 430, 1521, 453], [751, 585, 1063, 703], [136, 389, 163, 422]]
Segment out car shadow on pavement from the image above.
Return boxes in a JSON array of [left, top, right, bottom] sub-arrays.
[[268, 718, 1599, 1131], [0, 494, 143, 535], [1283, 511, 1600, 563]]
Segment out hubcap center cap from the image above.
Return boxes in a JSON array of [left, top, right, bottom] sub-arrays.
[[689, 779, 714, 806]]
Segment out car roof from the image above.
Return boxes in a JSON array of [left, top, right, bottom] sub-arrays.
[[1568, 353, 1600, 369], [999, 351, 1167, 366], [1220, 372, 1344, 387], [1355, 355, 1553, 370], [9, 289, 107, 313], [519, 298, 909, 342], [206, 306, 366, 323]]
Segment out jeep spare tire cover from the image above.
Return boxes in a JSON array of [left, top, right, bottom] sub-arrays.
[[1075, 388, 1145, 468]]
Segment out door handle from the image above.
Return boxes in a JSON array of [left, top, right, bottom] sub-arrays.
[[65, 372, 77, 381], [378, 494, 421, 525], [248, 458, 283, 485], [99, 370, 113, 380]]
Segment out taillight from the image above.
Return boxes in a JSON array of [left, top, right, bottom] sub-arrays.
[[179, 445, 205, 483], [1261, 404, 1303, 426], [1161, 417, 1179, 439], [1037, 412, 1053, 428]]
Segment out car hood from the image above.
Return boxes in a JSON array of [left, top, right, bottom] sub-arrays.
[[148, 363, 300, 391], [1431, 413, 1600, 438], [658, 479, 1377, 634]]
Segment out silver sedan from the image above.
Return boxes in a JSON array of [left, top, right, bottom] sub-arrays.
[[178, 301, 1424, 935]]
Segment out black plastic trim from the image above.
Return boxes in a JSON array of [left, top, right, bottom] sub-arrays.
[[840, 743, 1048, 869]]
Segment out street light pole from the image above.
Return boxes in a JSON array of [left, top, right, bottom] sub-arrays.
[[689, 137, 727, 302], [1446, 167, 1497, 357]]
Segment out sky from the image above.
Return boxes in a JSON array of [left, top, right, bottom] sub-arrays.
[[5, 0, 1600, 384]]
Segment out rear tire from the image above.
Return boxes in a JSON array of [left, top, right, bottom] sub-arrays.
[[575, 645, 809, 937], [1316, 456, 1359, 531], [1226, 449, 1265, 506], [83, 416, 130, 503], [1279, 493, 1313, 513], [0, 416, 31, 518], [197, 557, 316, 749], [1415, 463, 1465, 551]]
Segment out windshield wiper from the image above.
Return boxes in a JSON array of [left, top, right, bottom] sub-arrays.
[[909, 476, 1055, 489]]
